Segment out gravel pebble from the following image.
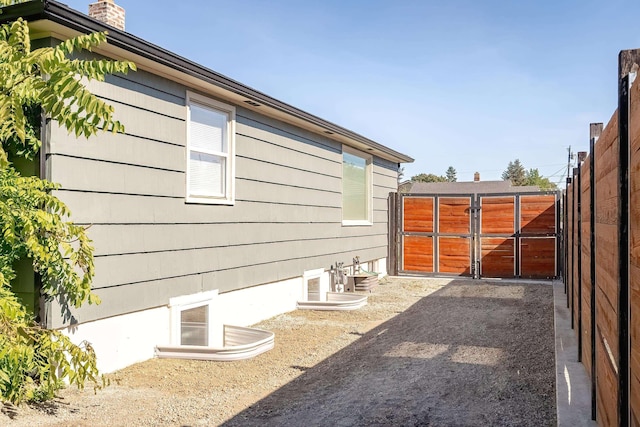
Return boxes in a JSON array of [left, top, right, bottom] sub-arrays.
[[1, 277, 555, 426]]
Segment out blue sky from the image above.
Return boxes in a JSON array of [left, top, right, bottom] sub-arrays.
[[62, 0, 640, 182]]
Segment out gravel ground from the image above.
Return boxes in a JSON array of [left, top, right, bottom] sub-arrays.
[[2, 277, 556, 426]]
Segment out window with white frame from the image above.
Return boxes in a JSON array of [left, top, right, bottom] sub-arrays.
[[342, 147, 372, 225], [186, 93, 235, 204], [169, 290, 222, 347], [180, 304, 208, 346]]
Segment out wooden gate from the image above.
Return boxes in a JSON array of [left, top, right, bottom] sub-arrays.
[[398, 191, 559, 279], [402, 194, 473, 275]]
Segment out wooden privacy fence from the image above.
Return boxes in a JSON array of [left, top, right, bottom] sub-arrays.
[[564, 49, 640, 426], [390, 192, 559, 278]]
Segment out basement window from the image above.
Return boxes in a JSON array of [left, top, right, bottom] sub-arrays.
[[342, 146, 373, 225], [180, 305, 208, 346], [169, 290, 221, 347], [186, 92, 236, 205], [303, 268, 327, 302]]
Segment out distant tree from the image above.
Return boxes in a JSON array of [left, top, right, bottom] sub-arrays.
[[524, 168, 557, 190], [411, 173, 447, 183], [397, 166, 405, 183], [445, 166, 457, 182], [501, 159, 526, 186]]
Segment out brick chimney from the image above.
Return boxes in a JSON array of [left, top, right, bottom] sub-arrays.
[[88, 0, 125, 31], [474, 172, 480, 182]]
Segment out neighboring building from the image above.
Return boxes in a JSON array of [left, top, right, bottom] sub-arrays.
[[406, 172, 540, 194], [2, 0, 412, 372], [398, 179, 413, 193], [408, 180, 541, 194]]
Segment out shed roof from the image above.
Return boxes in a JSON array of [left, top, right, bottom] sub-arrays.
[[0, 0, 414, 164]]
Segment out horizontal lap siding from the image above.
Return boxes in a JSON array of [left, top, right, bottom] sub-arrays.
[[87, 223, 389, 256], [594, 111, 619, 426], [56, 192, 340, 224], [47, 72, 397, 327], [90, 235, 388, 289]]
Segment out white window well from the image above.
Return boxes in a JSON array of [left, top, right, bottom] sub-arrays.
[[342, 146, 373, 225], [186, 93, 236, 205], [158, 288, 275, 361]]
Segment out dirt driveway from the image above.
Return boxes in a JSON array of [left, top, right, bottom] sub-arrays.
[[3, 277, 556, 426]]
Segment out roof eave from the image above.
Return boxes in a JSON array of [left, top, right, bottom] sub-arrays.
[[0, 0, 413, 164]]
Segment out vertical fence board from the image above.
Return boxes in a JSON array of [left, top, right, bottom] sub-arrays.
[[581, 156, 593, 374], [595, 111, 621, 426], [388, 192, 399, 276], [589, 124, 602, 421], [568, 180, 574, 311], [564, 95, 637, 425], [630, 73, 640, 427], [574, 169, 581, 336]]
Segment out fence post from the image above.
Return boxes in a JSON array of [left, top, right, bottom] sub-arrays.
[[577, 162, 583, 362], [571, 167, 579, 329], [566, 176, 572, 308], [388, 192, 399, 276], [556, 191, 561, 279], [589, 122, 603, 420], [617, 48, 639, 427]]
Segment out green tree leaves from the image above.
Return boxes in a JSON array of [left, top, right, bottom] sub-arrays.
[[445, 166, 457, 182], [0, 13, 134, 404], [502, 159, 557, 190], [501, 159, 526, 186], [0, 168, 96, 307], [523, 168, 557, 190], [411, 173, 447, 183], [0, 18, 135, 168], [411, 166, 457, 183]]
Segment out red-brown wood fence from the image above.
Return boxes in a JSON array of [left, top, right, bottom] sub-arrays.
[[564, 48, 640, 426], [391, 191, 559, 279]]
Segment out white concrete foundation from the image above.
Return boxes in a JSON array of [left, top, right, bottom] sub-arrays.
[[62, 258, 386, 373], [62, 306, 169, 374], [217, 276, 304, 327]]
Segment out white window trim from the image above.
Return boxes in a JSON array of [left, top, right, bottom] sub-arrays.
[[186, 92, 236, 205], [342, 145, 373, 226], [168, 290, 220, 347], [302, 268, 327, 301]]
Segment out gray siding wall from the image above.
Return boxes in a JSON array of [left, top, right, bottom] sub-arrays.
[[46, 68, 398, 327]]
